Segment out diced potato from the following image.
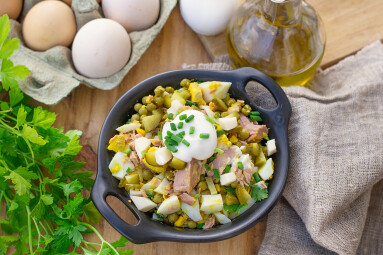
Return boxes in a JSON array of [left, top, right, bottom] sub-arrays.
[[220, 172, 237, 186], [134, 137, 151, 160], [116, 123, 141, 133], [124, 173, 139, 184], [141, 177, 162, 190], [255, 147, 267, 166], [258, 158, 274, 181], [129, 190, 142, 196], [142, 114, 161, 132], [130, 196, 157, 212], [200, 194, 223, 214], [266, 139, 277, 156], [181, 200, 203, 222], [155, 147, 173, 165], [198, 81, 232, 103], [157, 196, 181, 215], [109, 152, 135, 180], [167, 99, 184, 115], [235, 186, 251, 205], [206, 177, 217, 195], [154, 178, 171, 195], [214, 212, 231, 224], [218, 117, 237, 131]]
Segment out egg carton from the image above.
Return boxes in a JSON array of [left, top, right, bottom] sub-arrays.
[[8, 0, 177, 105]]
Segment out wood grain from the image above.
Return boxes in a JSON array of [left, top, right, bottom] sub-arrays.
[[198, 0, 383, 68], [44, 6, 267, 255]]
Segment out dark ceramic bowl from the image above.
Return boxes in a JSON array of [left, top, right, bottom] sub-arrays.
[[92, 67, 291, 244]]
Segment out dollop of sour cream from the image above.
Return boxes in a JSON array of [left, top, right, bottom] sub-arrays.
[[162, 110, 217, 162]]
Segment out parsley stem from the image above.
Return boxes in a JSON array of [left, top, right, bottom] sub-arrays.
[[26, 206, 34, 255], [33, 218, 41, 246], [80, 222, 120, 255]]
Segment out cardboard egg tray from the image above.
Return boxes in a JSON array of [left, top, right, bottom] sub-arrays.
[[8, 0, 177, 105]]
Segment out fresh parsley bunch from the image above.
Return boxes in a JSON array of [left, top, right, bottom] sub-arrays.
[[0, 15, 132, 255]]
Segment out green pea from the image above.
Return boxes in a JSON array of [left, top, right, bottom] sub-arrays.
[[131, 114, 140, 122], [142, 96, 149, 105], [238, 128, 250, 140], [154, 86, 165, 96], [164, 170, 174, 181], [197, 181, 208, 191], [143, 170, 153, 181], [165, 86, 174, 93], [187, 221, 197, 229], [154, 97, 164, 107], [180, 78, 191, 88], [147, 103, 157, 112], [134, 103, 143, 112], [227, 98, 236, 107], [168, 213, 179, 223], [138, 106, 148, 116]]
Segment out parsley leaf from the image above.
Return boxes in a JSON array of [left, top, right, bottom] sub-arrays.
[[4, 167, 38, 195], [251, 185, 269, 201], [21, 124, 47, 145]]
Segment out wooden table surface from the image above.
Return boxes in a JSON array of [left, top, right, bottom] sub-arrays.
[[40, 2, 383, 254]]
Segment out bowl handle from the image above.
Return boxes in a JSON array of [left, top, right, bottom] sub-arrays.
[[91, 176, 156, 244], [229, 67, 292, 129]]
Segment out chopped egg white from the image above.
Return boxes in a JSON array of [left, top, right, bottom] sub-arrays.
[[141, 177, 161, 190], [181, 200, 203, 222], [266, 139, 277, 156], [214, 212, 231, 224], [200, 194, 223, 214], [129, 190, 142, 196], [155, 147, 172, 165], [258, 158, 274, 180], [167, 99, 184, 115], [154, 178, 171, 195], [157, 196, 181, 215], [198, 81, 232, 103], [220, 172, 237, 186], [134, 137, 151, 159], [130, 196, 157, 212], [218, 117, 237, 131], [116, 123, 140, 133], [199, 105, 215, 118], [108, 151, 134, 180]]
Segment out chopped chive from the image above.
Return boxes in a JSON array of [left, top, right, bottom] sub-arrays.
[[194, 193, 201, 198], [177, 122, 184, 129], [216, 130, 225, 136], [165, 137, 177, 145], [196, 223, 204, 229], [250, 115, 263, 122], [204, 163, 211, 171], [214, 112, 220, 118], [264, 136, 269, 141], [250, 111, 261, 116], [213, 169, 220, 179], [200, 133, 210, 139], [126, 167, 131, 173], [167, 131, 174, 137], [182, 139, 190, 147], [179, 114, 187, 120], [237, 161, 244, 170], [253, 172, 261, 182], [189, 126, 195, 134], [186, 100, 198, 106], [171, 134, 182, 143], [165, 141, 178, 153], [170, 123, 177, 131], [176, 111, 180, 115], [224, 165, 231, 173], [158, 131, 162, 140], [208, 153, 217, 163], [185, 115, 195, 123], [124, 148, 132, 155], [141, 150, 146, 156], [214, 148, 224, 154], [205, 115, 215, 124], [168, 113, 174, 119]]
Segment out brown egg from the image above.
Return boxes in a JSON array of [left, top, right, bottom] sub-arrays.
[[62, 0, 100, 6], [22, 1, 77, 51], [0, 0, 23, 20]]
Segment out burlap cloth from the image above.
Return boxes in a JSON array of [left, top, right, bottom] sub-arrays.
[[183, 41, 383, 255]]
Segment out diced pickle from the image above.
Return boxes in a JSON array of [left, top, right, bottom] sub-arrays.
[[169, 157, 186, 170], [142, 114, 161, 132], [235, 186, 251, 205]]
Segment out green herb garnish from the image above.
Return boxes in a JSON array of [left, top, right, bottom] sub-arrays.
[[216, 130, 225, 136], [165, 141, 178, 153], [205, 115, 215, 124], [189, 126, 195, 134], [213, 169, 220, 179], [214, 148, 224, 154], [186, 100, 198, 106], [253, 172, 261, 182], [251, 185, 268, 201], [124, 148, 132, 155], [179, 114, 187, 120], [237, 161, 244, 170], [226, 186, 236, 194], [168, 113, 174, 119], [170, 122, 177, 131], [182, 139, 190, 147], [185, 115, 195, 123], [194, 194, 201, 199], [250, 115, 263, 122], [177, 122, 184, 129], [171, 134, 182, 143], [224, 165, 231, 173], [200, 133, 210, 139]]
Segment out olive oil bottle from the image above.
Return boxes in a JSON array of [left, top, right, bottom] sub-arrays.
[[227, 0, 325, 86]]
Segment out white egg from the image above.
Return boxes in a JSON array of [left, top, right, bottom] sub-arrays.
[[157, 196, 181, 215], [72, 18, 131, 78], [180, 0, 238, 36], [102, 0, 160, 32], [130, 196, 157, 212], [108, 152, 134, 180]]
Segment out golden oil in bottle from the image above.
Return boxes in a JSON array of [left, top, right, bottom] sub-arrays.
[[227, 0, 325, 87]]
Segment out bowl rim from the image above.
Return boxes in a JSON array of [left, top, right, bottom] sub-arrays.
[[92, 67, 292, 244]]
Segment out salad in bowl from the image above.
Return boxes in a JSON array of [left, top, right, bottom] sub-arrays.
[[106, 78, 277, 229]]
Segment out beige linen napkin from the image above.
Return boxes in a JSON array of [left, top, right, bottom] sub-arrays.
[[183, 41, 383, 255]]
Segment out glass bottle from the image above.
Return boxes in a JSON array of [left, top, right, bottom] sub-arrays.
[[227, 0, 325, 86]]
